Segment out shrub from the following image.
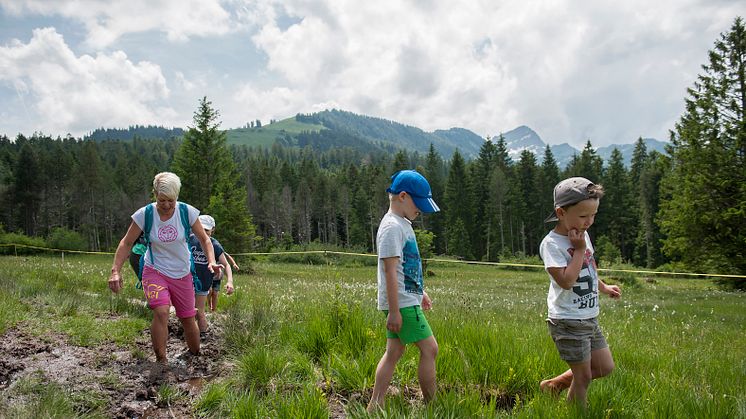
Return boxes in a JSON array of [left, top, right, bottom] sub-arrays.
[[595, 235, 622, 266], [47, 227, 88, 251], [0, 232, 47, 255]]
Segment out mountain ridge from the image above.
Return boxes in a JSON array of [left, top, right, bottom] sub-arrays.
[[83, 110, 667, 167]]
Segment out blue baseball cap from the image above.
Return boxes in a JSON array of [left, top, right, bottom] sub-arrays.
[[386, 170, 440, 213]]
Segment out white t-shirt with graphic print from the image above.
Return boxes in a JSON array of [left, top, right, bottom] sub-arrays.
[[539, 230, 600, 319], [376, 211, 424, 311], [132, 203, 199, 279]]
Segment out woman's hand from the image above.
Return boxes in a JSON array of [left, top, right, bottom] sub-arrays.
[[225, 281, 234, 295], [108, 270, 123, 294]]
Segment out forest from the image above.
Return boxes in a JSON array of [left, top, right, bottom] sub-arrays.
[[0, 18, 744, 278]]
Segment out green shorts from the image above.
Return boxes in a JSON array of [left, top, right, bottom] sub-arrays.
[[383, 305, 433, 344]]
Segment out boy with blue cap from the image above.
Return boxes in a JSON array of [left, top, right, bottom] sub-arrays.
[[368, 170, 440, 412]]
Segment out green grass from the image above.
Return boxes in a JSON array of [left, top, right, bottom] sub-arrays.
[[0, 255, 744, 417], [225, 117, 325, 147]]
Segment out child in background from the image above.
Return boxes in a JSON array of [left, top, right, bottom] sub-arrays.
[[189, 215, 234, 338], [208, 251, 239, 312], [539, 177, 621, 407], [368, 170, 440, 412]]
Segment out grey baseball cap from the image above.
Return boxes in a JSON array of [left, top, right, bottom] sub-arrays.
[[544, 177, 595, 222]]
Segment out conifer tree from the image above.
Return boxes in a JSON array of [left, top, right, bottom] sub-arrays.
[[659, 17, 746, 274], [514, 150, 541, 254], [599, 148, 634, 260], [14, 143, 41, 236], [173, 97, 256, 251], [423, 144, 446, 253], [635, 151, 667, 268], [444, 150, 473, 258], [471, 140, 496, 259], [171, 97, 232, 211], [538, 145, 560, 237]]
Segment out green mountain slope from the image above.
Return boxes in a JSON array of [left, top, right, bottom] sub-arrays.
[[225, 117, 325, 147], [224, 110, 486, 158]]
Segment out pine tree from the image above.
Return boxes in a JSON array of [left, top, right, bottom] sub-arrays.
[[635, 151, 667, 268], [486, 166, 508, 260], [514, 150, 541, 255], [171, 97, 232, 211], [659, 17, 746, 274], [493, 134, 513, 172], [392, 150, 409, 172], [538, 145, 560, 236], [14, 143, 42, 236], [565, 140, 603, 182], [423, 144, 446, 253], [599, 148, 634, 260], [471, 140, 496, 259], [629, 137, 648, 186], [173, 97, 256, 251], [444, 150, 473, 258]]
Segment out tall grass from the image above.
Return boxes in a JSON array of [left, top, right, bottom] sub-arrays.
[[0, 255, 744, 417]]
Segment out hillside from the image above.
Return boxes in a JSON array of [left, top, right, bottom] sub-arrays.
[[85, 125, 184, 142], [223, 110, 486, 158], [225, 117, 325, 147]]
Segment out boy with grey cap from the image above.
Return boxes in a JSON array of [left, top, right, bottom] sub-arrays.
[[538, 177, 622, 407]]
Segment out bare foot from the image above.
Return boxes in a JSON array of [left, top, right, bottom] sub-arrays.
[[540, 379, 565, 395]]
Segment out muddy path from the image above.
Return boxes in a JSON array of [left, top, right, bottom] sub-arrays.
[[0, 315, 228, 418]]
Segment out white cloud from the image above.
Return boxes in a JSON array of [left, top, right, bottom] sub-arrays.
[[0, 0, 235, 48], [0, 27, 178, 135], [243, 0, 745, 146], [2, 0, 744, 145]]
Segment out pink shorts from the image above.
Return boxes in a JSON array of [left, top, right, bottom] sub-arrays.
[[141, 265, 196, 318]]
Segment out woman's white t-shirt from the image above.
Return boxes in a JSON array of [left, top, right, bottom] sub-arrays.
[[539, 230, 600, 319], [131, 203, 199, 279]]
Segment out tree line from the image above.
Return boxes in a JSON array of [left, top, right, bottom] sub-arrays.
[[0, 17, 744, 276]]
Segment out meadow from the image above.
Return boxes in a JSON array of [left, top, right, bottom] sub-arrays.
[[0, 254, 743, 418]]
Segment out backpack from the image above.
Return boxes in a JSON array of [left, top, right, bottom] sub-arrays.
[[136, 202, 202, 292]]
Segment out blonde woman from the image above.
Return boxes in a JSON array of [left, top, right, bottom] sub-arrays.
[[108, 172, 221, 363]]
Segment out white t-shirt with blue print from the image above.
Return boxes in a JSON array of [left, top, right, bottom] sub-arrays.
[[376, 211, 424, 311]]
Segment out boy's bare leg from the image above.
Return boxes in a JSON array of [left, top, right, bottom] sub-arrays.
[[541, 347, 614, 394], [208, 289, 217, 312], [195, 295, 208, 332], [414, 335, 438, 402], [567, 360, 592, 407], [368, 338, 406, 413], [589, 347, 615, 378]]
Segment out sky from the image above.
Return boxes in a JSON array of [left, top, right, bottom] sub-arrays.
[[0, 0, 744, 148]]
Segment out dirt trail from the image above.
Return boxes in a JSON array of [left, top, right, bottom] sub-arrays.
[[0, 316, 227, 418]]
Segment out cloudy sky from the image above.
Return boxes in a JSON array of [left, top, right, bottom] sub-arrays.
[[1, 0, 744, 148]]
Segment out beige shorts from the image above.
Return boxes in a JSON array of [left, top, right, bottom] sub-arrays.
[[547, 317, 608, 364]]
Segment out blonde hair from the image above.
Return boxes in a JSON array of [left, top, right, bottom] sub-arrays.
[[153, 172, 181, 200]]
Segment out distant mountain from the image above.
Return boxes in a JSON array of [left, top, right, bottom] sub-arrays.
[[96, 111, 665, 166], [596, 138, 668, 166], [312, 109, 485, 157], [493, 126, 667, 168], [225, 110, 486, 158], [500, 125, 546, 161], [85, 125, 184, 142]]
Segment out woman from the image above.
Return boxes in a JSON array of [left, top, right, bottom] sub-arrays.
[[108, 172, 221, 363]]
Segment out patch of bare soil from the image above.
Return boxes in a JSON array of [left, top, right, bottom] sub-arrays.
[[0, 315, 227, 418]]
